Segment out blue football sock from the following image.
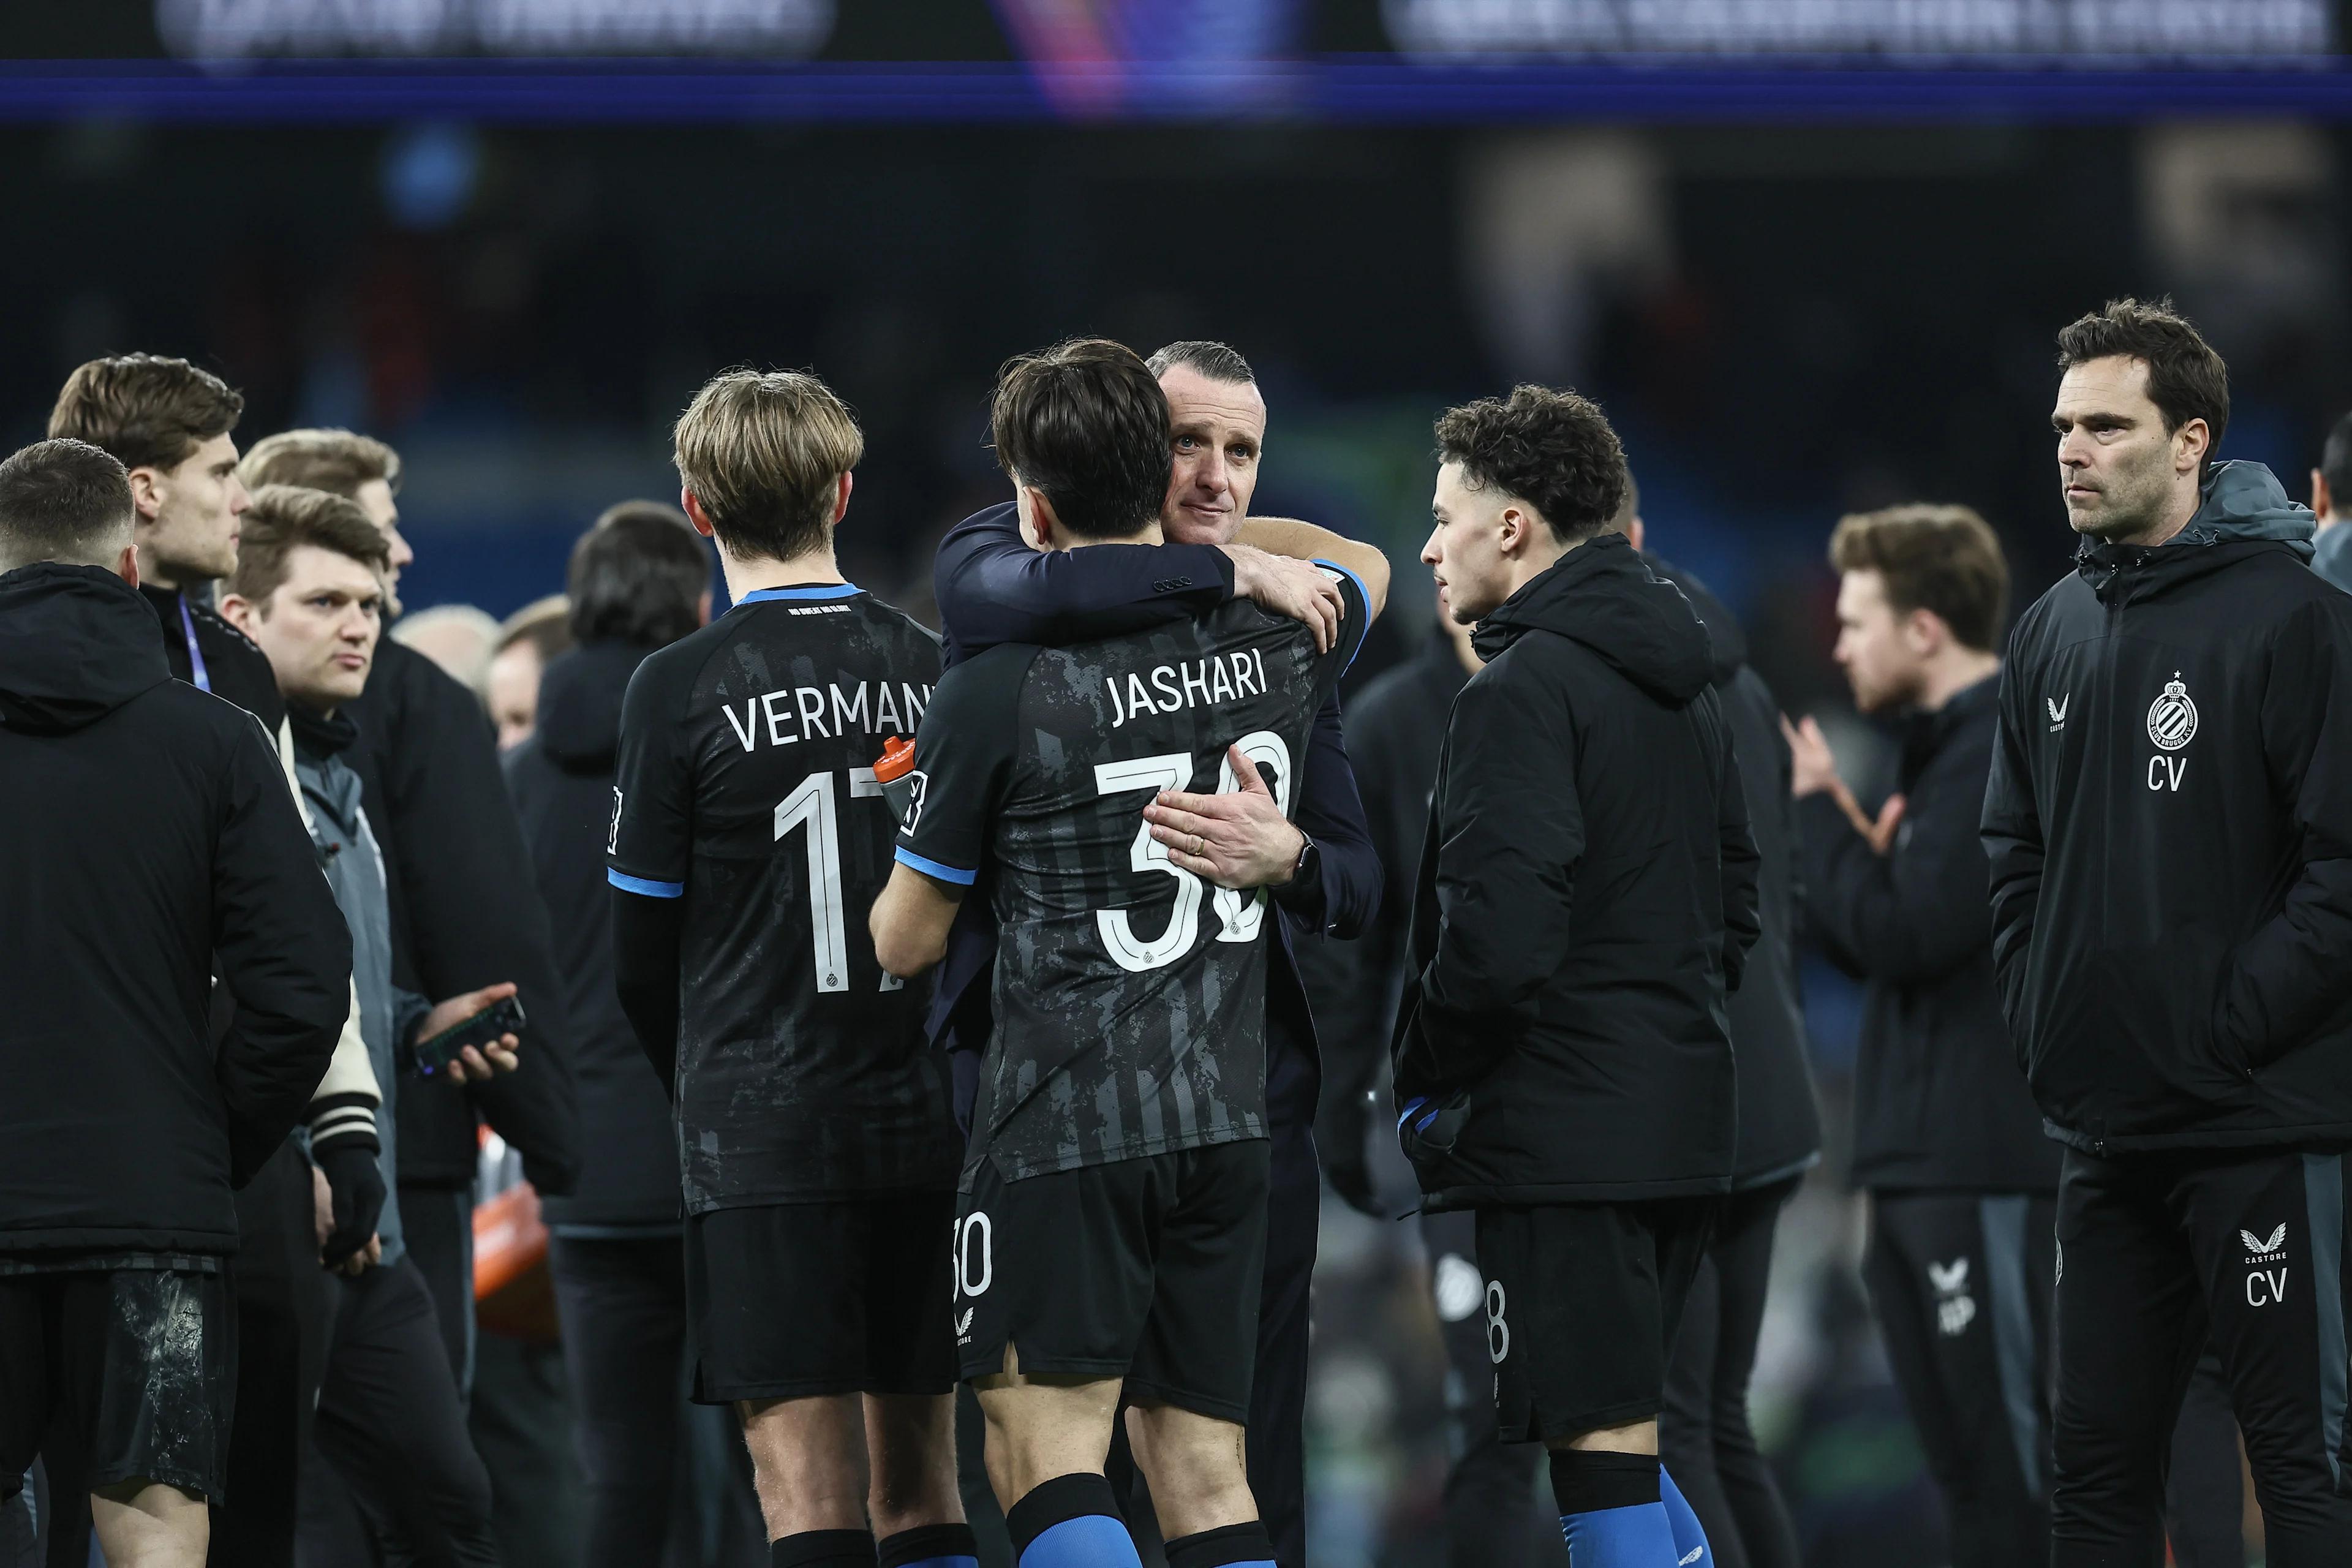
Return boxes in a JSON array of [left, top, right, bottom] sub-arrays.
[[1017, 1515, 1138, 1568], [1549, 1447, 1678, 1568], [1007, 1474, 1139, 1568], [1559, 1502, 1680, 1567], [1658, 1467, 1712, 1566]]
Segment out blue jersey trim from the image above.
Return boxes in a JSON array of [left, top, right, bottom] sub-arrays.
[[607, 869, 685, 899], [733, 582, 864, 606], [894, 846, 978, 887], [1312, 558, 1372, 673]]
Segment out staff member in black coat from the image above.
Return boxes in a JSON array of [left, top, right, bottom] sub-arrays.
[[1985, 299, 2352, 1564], [504, 502, 766, 1568], [0, 439, 351, 1568], [1785, 503, 2058, 1567], [1394, 387, 1759, 1567], [241, 429, 582, 1392]]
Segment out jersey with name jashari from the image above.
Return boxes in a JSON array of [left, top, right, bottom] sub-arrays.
[[897, 577, 1366, 1186], [607, 585, 962, 1211]]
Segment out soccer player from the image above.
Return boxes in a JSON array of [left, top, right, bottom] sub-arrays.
[[870, 339, 1370, 1568], [927, 339, 1388, 1565], [1983, 298, 2352, 1564], [1784, 505, 2056, 1567], [1395, 386, 1759, 1568], [606, 370, 971, 1568]]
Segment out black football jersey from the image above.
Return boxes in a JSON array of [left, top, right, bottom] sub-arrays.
[[608, 583, 962, 1211], [898, 570, 1369, 1186]]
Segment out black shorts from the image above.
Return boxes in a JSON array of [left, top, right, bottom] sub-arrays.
[[0, 1265, 236, 1503], [685, 1192, 956, 1403], [956, 1139, 1270, 1424], [1476, 1197, 1717, 1442]]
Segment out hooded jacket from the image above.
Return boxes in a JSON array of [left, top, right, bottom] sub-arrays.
[[505, 643, 680, 1232], [1391, 533, 1762, 1206], [1983, 461, 2352, 1153], [293, 706, 428, 1266], [1808, 677, 2056, 1192], [341, 635, 581, 1195], [0, 564, 349, 1254], [1651, 557, 1822, 1188]]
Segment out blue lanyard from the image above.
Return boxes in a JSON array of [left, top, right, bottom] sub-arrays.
[[177, 595, 213, 693]]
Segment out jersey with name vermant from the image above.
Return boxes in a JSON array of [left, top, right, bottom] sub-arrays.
[[608, 584, 962, 1212], [899, 576, 1366, 1186]]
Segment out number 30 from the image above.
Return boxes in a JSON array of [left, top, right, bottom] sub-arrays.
[[1090, 731, 1292, 974]]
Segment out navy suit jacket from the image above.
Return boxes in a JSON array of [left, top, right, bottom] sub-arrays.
[[928, 502, 1380, 1131]]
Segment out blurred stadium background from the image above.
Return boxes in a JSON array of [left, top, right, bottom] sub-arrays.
[[6, 3, 2348, 1562]]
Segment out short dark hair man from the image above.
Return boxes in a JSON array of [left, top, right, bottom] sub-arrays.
[[1983, 298, 2352, 1561], [242, 426, 581, 1395], [1394, 385, 1758, 1567], [608, 370, 972, 1568], [1784, 503, 2062, 1566], [505, 502, 756, 1561], [2307, 409, 2352, 594], [48, 355, 390, 1564], [872, 339, 1370, 1568], [927, 339, 1389, 1566], [0, 440, 350, 1568], [221, 486, 524, 1566]]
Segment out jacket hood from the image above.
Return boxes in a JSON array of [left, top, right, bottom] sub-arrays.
[[535, 641, 649, 769], [0, 564, 172, 735], [1474, 533, 1716, 705], [2079, 462, 2316, 603], [2179, 460, 2315, 557], [1643, 552, 1747, 684]]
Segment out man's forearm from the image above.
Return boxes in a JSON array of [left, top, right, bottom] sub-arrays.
[[611, 889, 684, 1096], [1234, 518, 1390, 617]]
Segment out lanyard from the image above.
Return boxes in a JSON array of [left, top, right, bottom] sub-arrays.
[[177, 595, 213, 693]]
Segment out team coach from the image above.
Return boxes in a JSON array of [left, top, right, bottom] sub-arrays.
[[1984, 297, 2352, 1564]]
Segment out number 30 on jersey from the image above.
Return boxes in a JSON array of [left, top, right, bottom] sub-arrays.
[[1091, 731, 1292, 974]]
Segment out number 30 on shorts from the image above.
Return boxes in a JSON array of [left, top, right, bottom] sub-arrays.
[[953, 1212, 992, 1300]]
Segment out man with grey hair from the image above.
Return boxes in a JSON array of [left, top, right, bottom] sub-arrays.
[[0, 438, 352, 1568]]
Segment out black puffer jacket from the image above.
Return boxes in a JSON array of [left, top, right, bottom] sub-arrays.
[[1652, 557, 1822, 1188], [1984, 462, 2352, 1153], [0, 565, 348, 1253], [505, 643, 679, 1230], [1392, 534, 1762, 1206]]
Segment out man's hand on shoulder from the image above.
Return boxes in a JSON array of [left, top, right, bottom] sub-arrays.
[[1145, 742, 1307, 889], [1222, 544, 1340, 654]]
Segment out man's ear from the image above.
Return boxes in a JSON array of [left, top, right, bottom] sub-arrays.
[[2176, 417, 2212, 476], [114, 541, 140, 588], [1017, 486, 1061, 552], [1625, 516, 1645, 554], [217, 590, 260, 638], [680, 489, 717, 539], [2313, 469, 2332, 520], [1902, 606, 1947, 658], [127, 466, 165, 523], [832, 470, 853, 524]]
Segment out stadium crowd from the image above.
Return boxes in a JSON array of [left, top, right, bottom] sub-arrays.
[[6, 296, 2352, 1568]]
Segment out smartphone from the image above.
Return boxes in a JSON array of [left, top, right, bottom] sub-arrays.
[[410, 995, 527, 1078]]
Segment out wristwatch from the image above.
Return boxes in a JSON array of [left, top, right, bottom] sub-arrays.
[[1288, 831, 1319, 888]]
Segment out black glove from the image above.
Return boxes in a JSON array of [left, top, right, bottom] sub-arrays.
[[1396, 1089, 1471, 1166], [315, 1141, 386, 1269], [1317, 1091, 1384, 1218]]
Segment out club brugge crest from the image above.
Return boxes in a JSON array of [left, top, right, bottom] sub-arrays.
[[2147, 674, 2198, 752]]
